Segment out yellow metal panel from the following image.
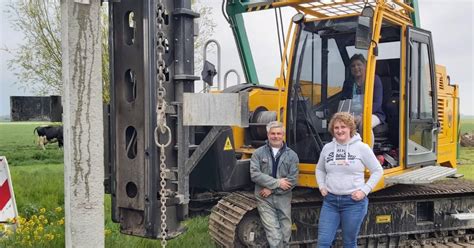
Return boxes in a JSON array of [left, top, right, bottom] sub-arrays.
[[232, 128, 245, 153], [399, 24, 407, 169], [361, 2, 384, 146], [298, 173, 317, 188], [280, 22, 299, 128], [298, 163, 316, 174], [435, 65, 458, 168]]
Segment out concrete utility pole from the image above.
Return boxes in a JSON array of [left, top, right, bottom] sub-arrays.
[[61, 0, 104, 247]]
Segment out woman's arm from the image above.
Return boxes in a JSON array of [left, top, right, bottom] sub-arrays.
[[360, 144, 383, 195]]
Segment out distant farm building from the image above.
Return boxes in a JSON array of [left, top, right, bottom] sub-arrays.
[[10, 96, 62, 122]]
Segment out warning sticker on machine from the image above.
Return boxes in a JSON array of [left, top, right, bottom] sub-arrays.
[[223, 137, 233, 151], [376, 215, 391, 224], [0, 156, 18, 223]]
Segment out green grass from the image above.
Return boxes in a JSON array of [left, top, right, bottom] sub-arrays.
[[460, 118, 474, 134], [0, 120, 473, 247], [458, 146, 474, 178], [104, 197, 214, 247], [0, 122, 63, 166], [10, 164, 64, 217], [458, 119, 474, 178], [0, 122, 213, 247]]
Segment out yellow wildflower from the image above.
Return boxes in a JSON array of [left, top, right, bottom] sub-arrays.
[[55, 207, 63, 213], [39, 208, 46, 214], [27, 220, 35, 227], [45, 233, 55, 240], [105, 229, 112, 236], [18, 216, 26, 225], [57, 218, 65, 225]]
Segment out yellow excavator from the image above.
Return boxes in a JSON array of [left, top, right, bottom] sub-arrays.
[[106, 0, 474, 247], [207, 0, 473, 247]]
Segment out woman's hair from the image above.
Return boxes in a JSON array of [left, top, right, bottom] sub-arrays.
[[328, 112, 357, 137], [350, 53, 366, 65]]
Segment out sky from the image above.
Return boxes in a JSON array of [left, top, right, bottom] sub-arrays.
[[1, 0, 473, 116], [0, 0, 30, 117]]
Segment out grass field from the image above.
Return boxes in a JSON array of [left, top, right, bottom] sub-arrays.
[[460, 118, 474, 134], [0, 123, 213, 247], [0, 121, 473, 247]]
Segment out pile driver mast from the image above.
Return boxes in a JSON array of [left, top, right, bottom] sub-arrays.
[[106, 0, 199, 240]]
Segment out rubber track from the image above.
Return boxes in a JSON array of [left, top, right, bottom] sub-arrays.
[[209, 191, 257, 247], [209, 179, 474, 247]]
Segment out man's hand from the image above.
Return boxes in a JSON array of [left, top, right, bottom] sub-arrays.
[[351, 190, 366, 201], [259, 188, 272, 198], [320, 188, 328, 197], [278, 178, 292, 190]]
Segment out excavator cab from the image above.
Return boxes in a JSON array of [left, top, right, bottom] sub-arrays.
[[286, 14, 404, 168]]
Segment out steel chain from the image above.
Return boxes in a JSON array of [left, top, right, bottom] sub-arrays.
[[154, 0, 170, 247]]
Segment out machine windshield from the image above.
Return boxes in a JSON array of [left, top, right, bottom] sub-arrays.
[[287, 17, 369, 163]]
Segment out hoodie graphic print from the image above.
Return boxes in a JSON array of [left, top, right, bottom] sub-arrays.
[[316, 133, 383, 196]]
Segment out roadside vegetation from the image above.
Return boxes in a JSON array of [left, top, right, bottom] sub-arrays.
[[0, 120, 473, 247], [0, 122, 213, 247]]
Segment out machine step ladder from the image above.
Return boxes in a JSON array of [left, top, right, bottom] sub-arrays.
[[385, 166, 457, 185]]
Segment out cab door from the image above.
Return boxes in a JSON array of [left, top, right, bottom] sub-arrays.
[[405, 27, 438, 167]]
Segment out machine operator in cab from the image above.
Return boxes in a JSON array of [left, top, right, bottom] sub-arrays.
[[340, 54, 386, 131], [250, 121, 299, 248]]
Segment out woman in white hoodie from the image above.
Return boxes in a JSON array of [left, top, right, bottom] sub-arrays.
[[316, 112, 383, 248]]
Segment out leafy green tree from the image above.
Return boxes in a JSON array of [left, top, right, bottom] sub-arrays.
[[4, 0, 62, 95]]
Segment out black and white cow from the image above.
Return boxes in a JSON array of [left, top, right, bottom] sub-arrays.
[[34, 125, 63, 150]]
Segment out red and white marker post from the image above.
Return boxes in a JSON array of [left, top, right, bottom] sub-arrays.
[[0, 156, 18, 235]]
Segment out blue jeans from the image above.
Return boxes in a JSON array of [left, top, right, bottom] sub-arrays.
[[317, 193, 368, 248]]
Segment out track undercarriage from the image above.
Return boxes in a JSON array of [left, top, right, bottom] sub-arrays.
[[209, 179, 474, 247]]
